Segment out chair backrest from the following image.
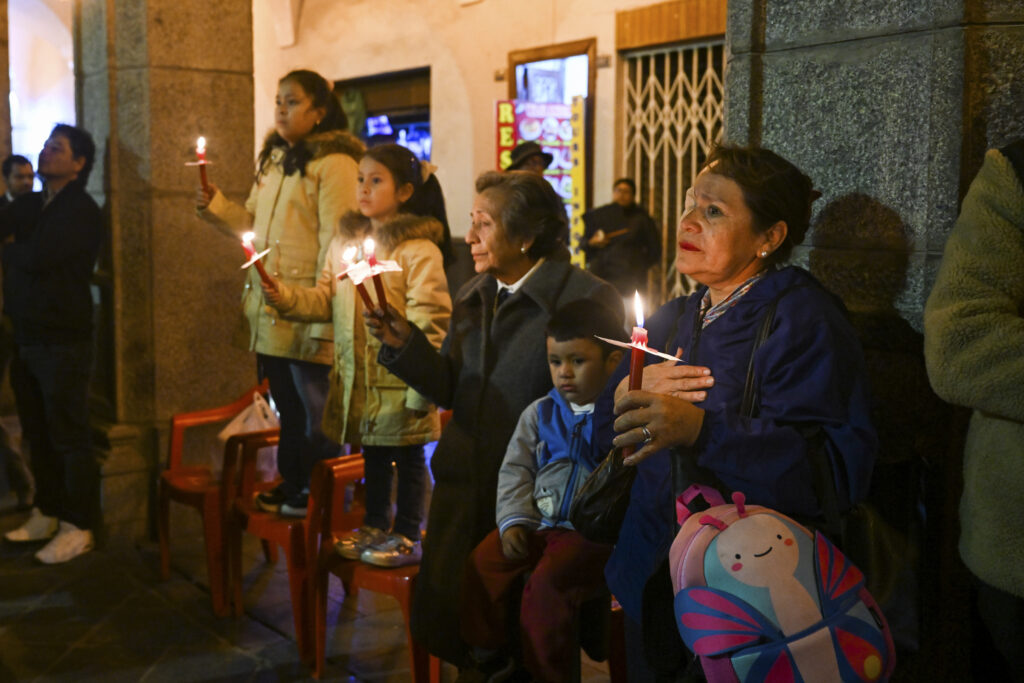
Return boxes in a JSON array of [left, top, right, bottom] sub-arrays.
[[220, 429, 281, 513], [306, 455, 366, 569], [166, 380, 270, 472]]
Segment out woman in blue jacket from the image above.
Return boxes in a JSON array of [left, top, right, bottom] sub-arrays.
[[603, 145, 877, 680]]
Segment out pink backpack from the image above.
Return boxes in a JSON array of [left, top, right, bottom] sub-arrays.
[[669, 485, 896, 682]]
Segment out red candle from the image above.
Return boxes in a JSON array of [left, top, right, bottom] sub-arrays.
[[364, 237, 388, 313], [628, 291, 647, 390], [196, 136, 209, 192], [241, 231, 273, 286], [624, 292, 647, 457]]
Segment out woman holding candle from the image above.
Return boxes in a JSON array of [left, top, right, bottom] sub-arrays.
[[262, 143, 452, 563], [196, 69, 363, 515], [599, 145, 878, 680], [364, 170, 622, 667]]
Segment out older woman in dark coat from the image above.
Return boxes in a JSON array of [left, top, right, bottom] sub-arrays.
[[366, 171, 622, 665]]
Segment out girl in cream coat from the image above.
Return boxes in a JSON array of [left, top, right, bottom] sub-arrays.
[[265, 144, 451, 566], [197, 69, 363, 515]]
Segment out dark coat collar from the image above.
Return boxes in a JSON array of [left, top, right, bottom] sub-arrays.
[[456, 258, 574, 316]]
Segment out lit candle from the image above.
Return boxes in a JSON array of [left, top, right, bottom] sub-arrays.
[[195, 136, 209, 192], [363, 237, 388, 313], [241, 231, 273, 286], [628, 291, 647, 391], [342, 245, 376, 311], [624, 291, 647, 458]]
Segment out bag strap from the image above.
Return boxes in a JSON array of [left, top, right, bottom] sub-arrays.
[[740, 282, 811, 418], [1000, 139, 1024, 187], [673, 281, 815, 525]]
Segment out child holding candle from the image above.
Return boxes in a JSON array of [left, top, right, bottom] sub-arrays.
[[196, 69, 364, 516], [458, 299, 626, 682], [262, 144, 451, 564]]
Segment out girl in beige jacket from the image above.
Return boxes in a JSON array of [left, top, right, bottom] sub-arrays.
[[264, 144, 452, 565], [197, 70, 363, 516]]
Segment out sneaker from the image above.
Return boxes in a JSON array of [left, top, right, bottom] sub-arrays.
[[360, 533, 422, 568], [279, 490, 309, 518], [335, 526, 386, 560], [34, 521, 94, 564], [254, 485, 288, 513], [4, 507, 58, 543]]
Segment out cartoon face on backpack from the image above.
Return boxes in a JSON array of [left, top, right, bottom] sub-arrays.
[[670, 489, 895, 682], [714, 514, 800, 586]]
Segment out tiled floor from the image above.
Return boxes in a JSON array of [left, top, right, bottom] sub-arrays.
[[0, 496, 614, 682]]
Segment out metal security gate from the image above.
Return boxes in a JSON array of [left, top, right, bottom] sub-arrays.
[[622, 41, 725, 302]]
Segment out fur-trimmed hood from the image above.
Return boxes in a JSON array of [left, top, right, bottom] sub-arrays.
[[336, 210, 444, 253], [261, 128, 365, 164]]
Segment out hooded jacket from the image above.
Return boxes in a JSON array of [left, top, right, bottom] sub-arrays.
[[272, 211, 451, 446], [496, 388, 604, 535], [201, 129, 363, 363], [925, 145, 1024, 598]]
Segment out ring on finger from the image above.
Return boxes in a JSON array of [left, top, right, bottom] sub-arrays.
[[641, 425, 652, 443]]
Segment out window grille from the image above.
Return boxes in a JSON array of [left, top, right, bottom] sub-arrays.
[[622, 41, 725, 302]]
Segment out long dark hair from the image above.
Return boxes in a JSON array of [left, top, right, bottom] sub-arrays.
[[364, 144, 454, 266], [257, 70, 348, 178]]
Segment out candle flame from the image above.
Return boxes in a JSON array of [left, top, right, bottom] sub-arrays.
[[363, 237, 375, 256], [241, 231, 254, 246], [342, 245, 358, 264], [633, 291, 645, 328], [196, 136, 206, 154]]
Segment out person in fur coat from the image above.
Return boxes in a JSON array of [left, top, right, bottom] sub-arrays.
[[265, 144, 452, 566], [197, 70, 363, 516], [925, 140, 1024, 680]]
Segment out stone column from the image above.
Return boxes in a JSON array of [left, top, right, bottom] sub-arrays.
[[725, 1, 1024, 677], [0, 0, 11, 178], [76, 0, 257, 543]]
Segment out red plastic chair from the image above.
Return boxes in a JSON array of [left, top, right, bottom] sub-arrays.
[[223, 433, 360, 665], [157, 381, 278, 616], [307, 454, 439, 682]]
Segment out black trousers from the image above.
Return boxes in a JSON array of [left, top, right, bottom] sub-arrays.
[[12, 340, 97, 530]]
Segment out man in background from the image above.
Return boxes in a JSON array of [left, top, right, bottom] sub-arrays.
[[506, 141, 552, 176], [0, 155, 36, 510], [2, 155, 35, 203], [581, 177, 661, 299], [0, 127, 104, 564]]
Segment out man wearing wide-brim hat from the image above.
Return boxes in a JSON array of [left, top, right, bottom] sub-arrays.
[[506, 141, 553, 175]]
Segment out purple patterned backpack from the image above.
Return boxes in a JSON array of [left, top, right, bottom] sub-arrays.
[[669, 485, 896, 682]]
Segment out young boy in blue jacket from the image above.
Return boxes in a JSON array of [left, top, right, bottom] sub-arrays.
[[459, 299, 626, 683]]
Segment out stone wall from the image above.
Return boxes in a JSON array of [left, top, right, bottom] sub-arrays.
[[77, 0, 256, 543], [726, 1, 1024, 678]]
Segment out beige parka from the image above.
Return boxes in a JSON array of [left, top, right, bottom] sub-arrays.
[[271, 211, 452, 446], [200, 130, 364, 364]]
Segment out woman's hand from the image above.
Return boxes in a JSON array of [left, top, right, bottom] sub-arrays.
[[261, 277, 282, 305], [195, 183, 219, 211], [364, 304, 413, 348], [500, 526, 530, 561], [614, 349, 714, 403], [612, 390, 705, 466]]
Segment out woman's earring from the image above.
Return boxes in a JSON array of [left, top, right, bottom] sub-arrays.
[[520, 245, 527, 254], [760, 250, 768, 258]]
